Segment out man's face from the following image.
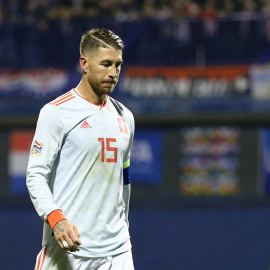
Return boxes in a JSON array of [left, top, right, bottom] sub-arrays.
[[84, 46, 123, 96]]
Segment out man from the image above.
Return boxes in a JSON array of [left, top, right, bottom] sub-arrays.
[[26, 28, 135, 270]]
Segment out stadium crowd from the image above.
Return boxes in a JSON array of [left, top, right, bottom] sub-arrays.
[[0, 0, 269, 69], [0, 0, 269, 25]]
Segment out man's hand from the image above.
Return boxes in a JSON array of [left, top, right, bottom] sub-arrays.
[[53, 220, 82, 252]]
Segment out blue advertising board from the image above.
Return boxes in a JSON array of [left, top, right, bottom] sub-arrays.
[[261, 129, 270, 194], [131, 129, 163, 184]]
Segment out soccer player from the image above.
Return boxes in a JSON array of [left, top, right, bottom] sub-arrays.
[[26, 28, 135, 270]]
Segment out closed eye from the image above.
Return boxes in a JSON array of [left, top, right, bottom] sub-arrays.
[[101, 62, 110, 67], [101, 60, 123, 68]]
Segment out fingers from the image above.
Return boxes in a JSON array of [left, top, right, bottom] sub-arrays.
[[53, 220, 82, 252], [64, 236, 80, 252], [57, 237, 76, 252], [73, 225, 80, 239], [66, 232, 81, 252], [62, 240, 68, 247], [58, 238, 79, 252], [60, 240, 69, 249], [73, 225, 82, 245]]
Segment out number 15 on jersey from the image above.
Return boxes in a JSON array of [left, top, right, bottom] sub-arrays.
[[98, 138, 118, 163]]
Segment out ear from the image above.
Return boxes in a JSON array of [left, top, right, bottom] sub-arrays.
[[79, 56, 88, 73]]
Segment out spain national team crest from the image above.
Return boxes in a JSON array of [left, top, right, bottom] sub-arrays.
[[31, 141, 43, 156], [117, 118, 129, 134]]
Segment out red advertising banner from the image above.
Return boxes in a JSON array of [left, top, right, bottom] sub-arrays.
[[124, 66, 248, 79], [120, 65, 249, 98]]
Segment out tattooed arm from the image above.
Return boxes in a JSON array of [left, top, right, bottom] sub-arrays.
[[53, 220, 82, 252]]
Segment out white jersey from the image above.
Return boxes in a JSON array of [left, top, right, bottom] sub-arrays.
[[26, 88, 135, 258]]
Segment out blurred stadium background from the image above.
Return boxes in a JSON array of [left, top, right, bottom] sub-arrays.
[[2, 0, 270, 269]]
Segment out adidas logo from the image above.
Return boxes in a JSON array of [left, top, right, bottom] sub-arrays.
[[80, 120, 92, 129]]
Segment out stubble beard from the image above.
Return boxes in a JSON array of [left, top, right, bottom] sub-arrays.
[[91, 81, 117, 97]]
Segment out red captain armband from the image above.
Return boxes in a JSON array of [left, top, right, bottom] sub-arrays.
[[47, 210, 67, 229]]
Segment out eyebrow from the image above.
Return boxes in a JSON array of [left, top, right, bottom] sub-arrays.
[[101, 60, 123, 65]]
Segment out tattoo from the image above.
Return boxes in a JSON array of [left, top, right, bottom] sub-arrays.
[[53, 220, 68, 235]]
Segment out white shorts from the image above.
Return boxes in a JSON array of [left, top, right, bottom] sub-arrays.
[[34, 245, 134, 270]]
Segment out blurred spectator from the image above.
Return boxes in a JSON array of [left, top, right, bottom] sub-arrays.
[[198, 0, 217, 19], [0, 0, 269, 24], [216, 0, 235, 17], [142, 0, 171, 20], [0, 0, 269, 69], [242, 0, 258, 14], [98, 0, 115, 18], [171, 0, 188, 21], [262, 0, 270, 15], [114, 0, 141, 21], [80, 0, 99, 18], [184, 0, 201, 18]]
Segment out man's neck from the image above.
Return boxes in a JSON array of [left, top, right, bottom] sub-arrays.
[[76, 81, 106, 107]]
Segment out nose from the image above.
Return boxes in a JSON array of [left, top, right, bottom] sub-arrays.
[[109, 65, 118, 78]]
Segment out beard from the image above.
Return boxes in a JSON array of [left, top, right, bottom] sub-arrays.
[[86, 69, 118, 97], [88, 79, 117, 97]]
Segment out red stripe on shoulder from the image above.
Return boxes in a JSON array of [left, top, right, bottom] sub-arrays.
[[54, 96, 75, 106], [49, 92, 75, 107], [49, 90, 72, 103], [51, 92, 73, 105]]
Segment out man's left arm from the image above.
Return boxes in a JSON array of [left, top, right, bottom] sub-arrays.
[[123, 161, 131, 225], [123, 112, 135, 226]]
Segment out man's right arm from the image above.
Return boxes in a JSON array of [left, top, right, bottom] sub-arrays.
[[26, 104, 64, 221], [26, 104, 81, 252]]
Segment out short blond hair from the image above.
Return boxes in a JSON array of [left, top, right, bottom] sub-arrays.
[[80, 28, 124, 56]]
